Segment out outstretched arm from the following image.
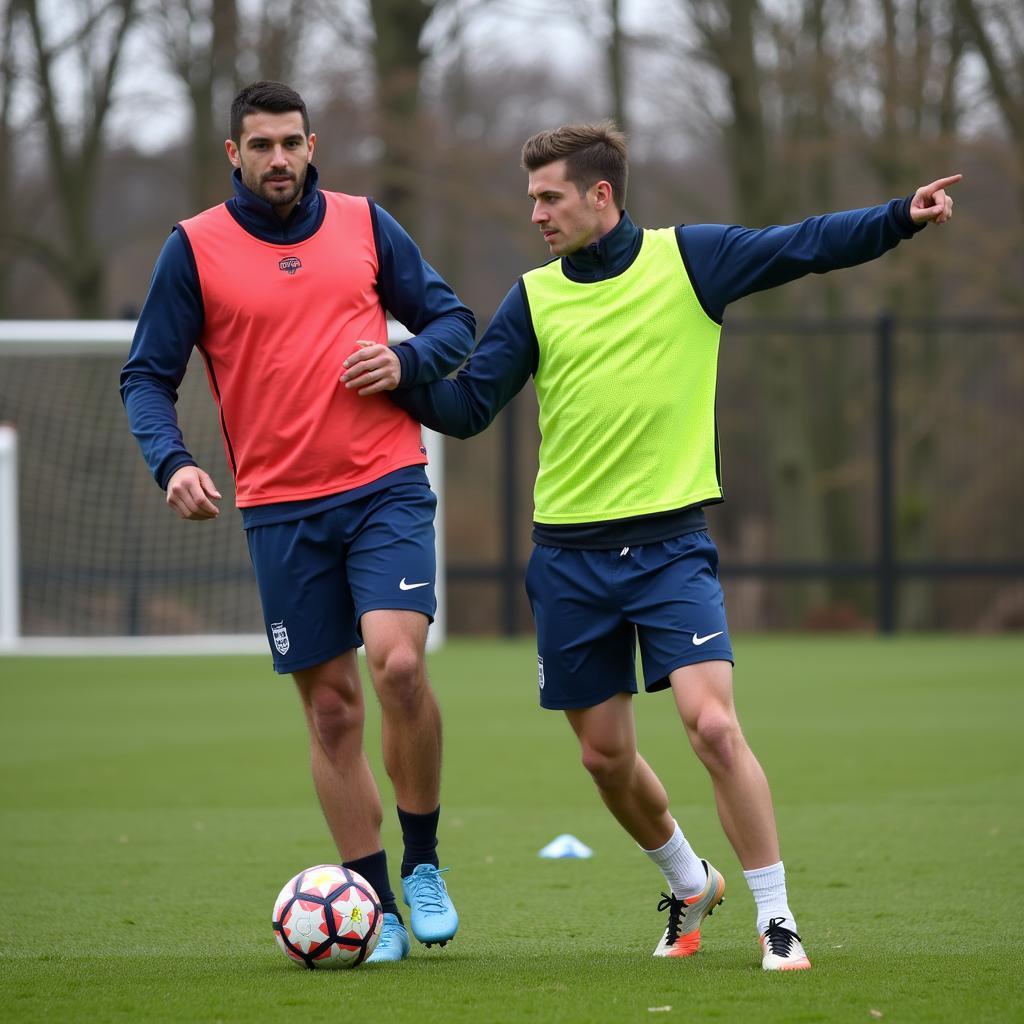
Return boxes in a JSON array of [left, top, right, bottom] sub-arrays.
[[680, 174, 963, 321], [387, 283, 536, 438]]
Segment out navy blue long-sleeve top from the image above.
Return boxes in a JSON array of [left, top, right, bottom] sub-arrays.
[[121, 165, 476, 528], [389, 195, 923, 547]]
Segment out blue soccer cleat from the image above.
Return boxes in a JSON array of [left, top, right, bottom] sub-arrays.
[[366, 912, 410, 963], [401, 864, 459, 947]]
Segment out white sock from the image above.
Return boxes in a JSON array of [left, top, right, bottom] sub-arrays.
[[641, 821, 706, 898], [743, 860, 797, 935]]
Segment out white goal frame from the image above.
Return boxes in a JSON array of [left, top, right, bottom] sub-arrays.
[[0, 320, 445, 655]]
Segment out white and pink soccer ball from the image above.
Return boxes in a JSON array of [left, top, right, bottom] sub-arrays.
[[272, 864, 382, 969]]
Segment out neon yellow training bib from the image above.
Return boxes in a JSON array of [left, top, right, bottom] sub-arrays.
[[522, 228, 723, 524]]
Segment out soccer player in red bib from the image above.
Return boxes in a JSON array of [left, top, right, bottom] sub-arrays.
[[121, 82, 474, 962]]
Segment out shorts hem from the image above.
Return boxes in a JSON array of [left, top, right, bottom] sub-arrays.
[[540, 686, 637, 711], [273, 642, 360, 675], [357, 601, 436, 624], [644, 651, 734, 693]]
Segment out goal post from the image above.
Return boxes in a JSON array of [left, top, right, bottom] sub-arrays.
[[0, 424, 19, 650], [0, 320, 445, 654]]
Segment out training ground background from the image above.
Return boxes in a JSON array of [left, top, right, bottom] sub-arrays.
[[1, 635, 1022, 1023]]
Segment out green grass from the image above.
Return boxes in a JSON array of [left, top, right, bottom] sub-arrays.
[[1, 636, 1022, 1023]]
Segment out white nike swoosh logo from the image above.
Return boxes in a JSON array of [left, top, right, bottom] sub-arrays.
[[399, 578, 430, 591], [692, 631, 724, 646]]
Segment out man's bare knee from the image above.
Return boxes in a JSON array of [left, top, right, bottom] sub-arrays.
[[371, 643, 427, 716], [580, 742, 633, 791], [308, 684, 364, 756], [688, 708, 744, 774]]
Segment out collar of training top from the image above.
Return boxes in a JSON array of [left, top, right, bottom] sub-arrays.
[[228, 163, 322, 243], [562, 210, 642, 282]]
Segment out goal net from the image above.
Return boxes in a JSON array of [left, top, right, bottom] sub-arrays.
[[0, 320, 445, 653]]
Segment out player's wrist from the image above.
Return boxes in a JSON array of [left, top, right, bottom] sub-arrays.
[[899, 194, 927, 233], [391, 343, 417, 390], [159, 457, 198, 491]]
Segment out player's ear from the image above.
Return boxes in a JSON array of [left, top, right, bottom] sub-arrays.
[[225, 138, 241, 168]]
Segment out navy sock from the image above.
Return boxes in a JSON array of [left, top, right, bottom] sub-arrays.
[[343, 850, 402, 922], [397, 805, 440, 878]]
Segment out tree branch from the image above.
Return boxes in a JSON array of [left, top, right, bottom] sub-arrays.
[[956, 0, 1024, 138]]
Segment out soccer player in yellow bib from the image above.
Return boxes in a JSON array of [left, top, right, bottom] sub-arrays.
[[389, 122, 959, 970]]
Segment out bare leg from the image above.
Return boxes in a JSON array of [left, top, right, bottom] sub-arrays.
[[361, 609, 441, 814], [293, 650, 383, 861], [564, 693, 675, 851], [670, 660, 780, 869]]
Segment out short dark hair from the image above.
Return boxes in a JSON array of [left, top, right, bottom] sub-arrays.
[[521, 121, 628, 208], [230, 81, 310, 141]]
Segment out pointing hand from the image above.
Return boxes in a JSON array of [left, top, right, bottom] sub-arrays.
[[909, 174, 961, 226]]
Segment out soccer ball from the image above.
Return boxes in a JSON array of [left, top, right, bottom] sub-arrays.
[[272, 864, 382, 969]]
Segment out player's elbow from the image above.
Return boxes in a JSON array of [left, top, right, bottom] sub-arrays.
[[458, 399, 498, 438], [450, 418, 485, 440], [429, 408, 488, 440]]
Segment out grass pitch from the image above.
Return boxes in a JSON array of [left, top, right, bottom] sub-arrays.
[[1, 635, 1022, 1023]]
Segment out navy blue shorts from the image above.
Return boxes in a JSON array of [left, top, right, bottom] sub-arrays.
[[524, 530, 734, 710], [245, 482, 437, 674]]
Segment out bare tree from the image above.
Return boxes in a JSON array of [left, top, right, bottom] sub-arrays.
[[849, 0, 970, 625], [686, 0, 785, 224], [862, 0, 965, 198], [368, 0, 434, 232], [956, 0, 1024, 171], [148, 0, 372, 213], [606, 0, 629, 133], [8, 0, 138, 317], [654, 0, 986, 624], [0, 0, 18, 315], [668, 0, 833, 617], [248, 0, 302, 84], [147, 0, 239, 211]]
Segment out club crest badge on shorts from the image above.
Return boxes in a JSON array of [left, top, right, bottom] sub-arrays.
[[537, 655, 545, 690], [271, 621, 290, 655]]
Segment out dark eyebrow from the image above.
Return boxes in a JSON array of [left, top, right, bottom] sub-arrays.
[[246, 134, 305, 146]]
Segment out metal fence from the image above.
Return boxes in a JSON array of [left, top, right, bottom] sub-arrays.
[[444, 315, 1024, 634], [1, 315, 1020, 639]]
